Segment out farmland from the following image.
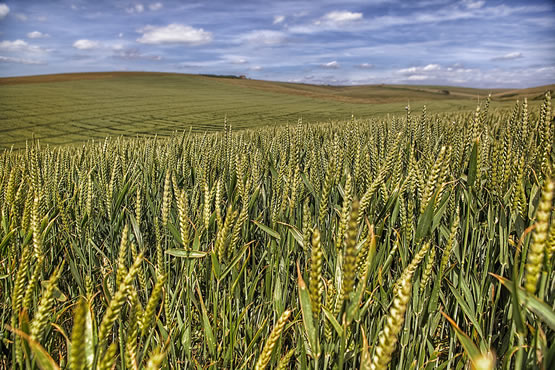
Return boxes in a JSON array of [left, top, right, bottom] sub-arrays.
[[0, 72, 551, 149], [0, 79, 553, 369]]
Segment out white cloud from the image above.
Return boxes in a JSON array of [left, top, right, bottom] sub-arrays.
[[290, 3, 550, 35], [273, 15, 285, 24], [446, 66, 472, 73], [27, 31, 49, 39], [462, 0, 485, 9], [398, 67, 417, 74], [423, 63, 440, 71], [36, 15, 47, 22], [240, 30, 286, 46], [0, 39, 44, 53], [399, 64, 441, 74], [357, 63, 373, 69], [114, 48, 162, 61], [290, 10, 363, 33], [250, 65, 263, 71], [118, 32, 124, 38], [230, 57, 248, 65], [149, 2, 163, 11], [320, 60, 340, 69], [73, 39, 101, 50], [323, 11, 363, 23], [178, 60, 224, 69], [14, 13, 27, 21], [127, 4, 144, 14], [0, 3, 9, 19], [491, 52, 523, 61], [0, 55, 44, 64], [137, 24, 212, 45], [390, 63, 489, 85], [407, 75, 429, 81]]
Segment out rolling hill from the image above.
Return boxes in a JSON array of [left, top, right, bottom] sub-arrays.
[[0, 72, 552, 149]]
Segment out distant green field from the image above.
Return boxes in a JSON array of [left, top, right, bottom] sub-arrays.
[[0, 72, 552, 149]]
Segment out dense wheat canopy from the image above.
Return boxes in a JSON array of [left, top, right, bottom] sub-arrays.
[[1, 93, 554, 369]]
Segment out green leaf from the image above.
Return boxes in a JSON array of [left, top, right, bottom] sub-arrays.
[[253, 220, 281, 240], [240, 317, 269, 369], [447, 283, 484, 340], [40, 281, 67, 302], [165, 249, 207, 258], [1, 214, 8, 234], [511, 261, 526, 335], [248, 186, 261, 210], [297, 261, 319, 356], [491, 273, 555, 331], [284, 224, 304, 249], [167, 223, 183, 245], [322, 306, 343, 337], [111, 181, 130, 220], [416, 190, 438, 240], [347, 229, 376, 324], [101, 273, 112, 303], [301, 172, 316, 198], [432, 191, 451, 232], [84, 301, 95, 369], [195, 283, 216, 357], [429, 278, 441, 314], [441, 312, 481, 362], [42, 216, 58, 241], [192, 232, 201, 251], [22, 229, 33, 248], [467, 139, 478, 187], [0, 229, 15, 251], [376, 188, 399, 222], [211, 250, 221, 280], [220, 241, 252, 281], [8, 326, 60, 370], [128, 213, 143, 249]]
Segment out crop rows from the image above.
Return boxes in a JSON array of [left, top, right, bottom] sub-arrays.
[[0, 74, 507, 149], [0, 93, 554, 369]]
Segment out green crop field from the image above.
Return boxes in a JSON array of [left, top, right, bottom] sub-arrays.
[[0, 81, 553, 369], [1, 72, 552, 149]]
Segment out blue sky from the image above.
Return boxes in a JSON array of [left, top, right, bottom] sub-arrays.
[[0, 0, 554, 87]]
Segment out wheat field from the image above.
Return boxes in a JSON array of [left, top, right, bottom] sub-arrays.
[[1, 92, 554, 369], [1, 72, 549, 150]]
